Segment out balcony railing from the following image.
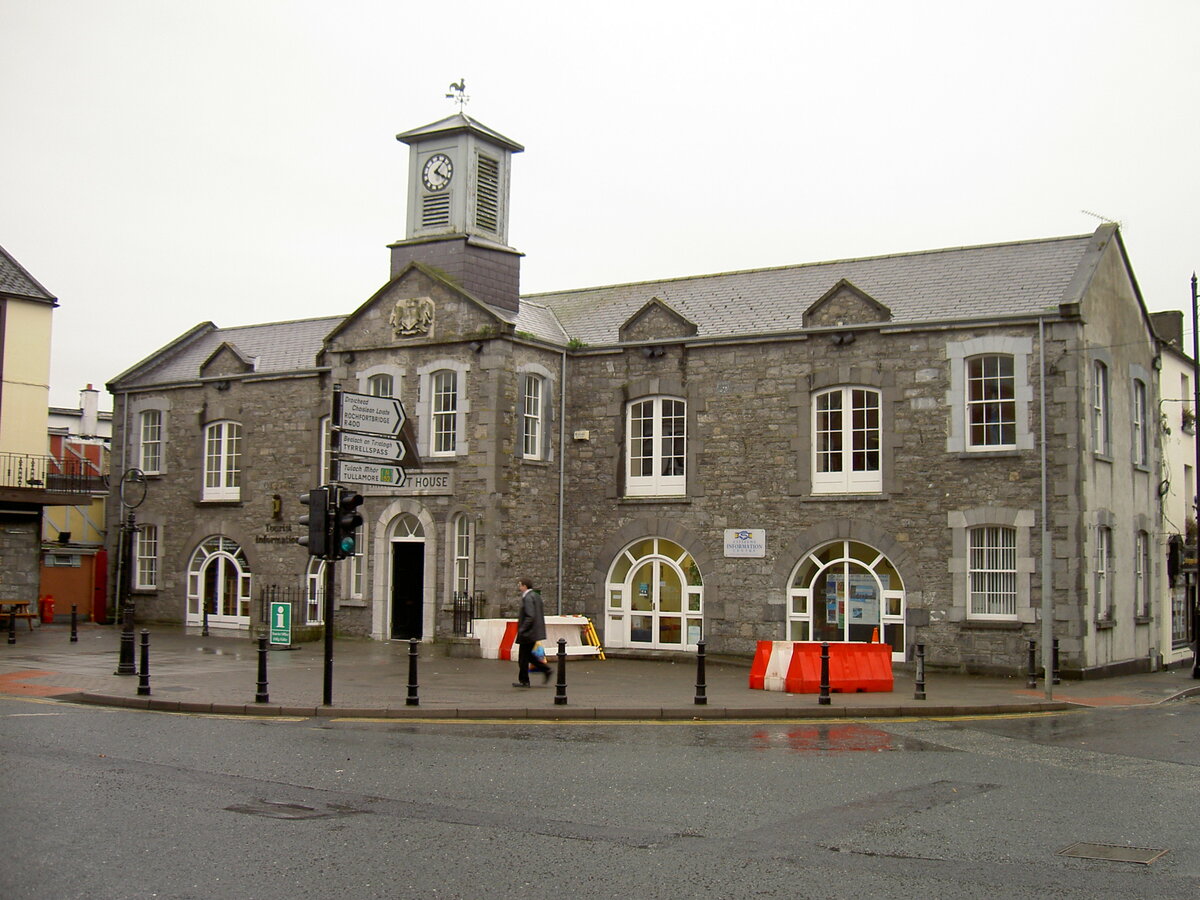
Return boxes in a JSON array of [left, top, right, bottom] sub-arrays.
[[0, 452, 102, 497]]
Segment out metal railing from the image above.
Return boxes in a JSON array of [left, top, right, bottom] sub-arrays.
[[452, 590, 486, 636], [0, 452, 101, 496]]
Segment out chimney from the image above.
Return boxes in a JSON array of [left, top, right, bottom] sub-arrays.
[[1151, 310, 1185, 348], [80, 384, 99, 437]]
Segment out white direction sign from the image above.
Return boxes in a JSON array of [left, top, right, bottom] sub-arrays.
[[336, 460, 407, 488], [336, 391, 406, 437], [337, 432, 406, 463]]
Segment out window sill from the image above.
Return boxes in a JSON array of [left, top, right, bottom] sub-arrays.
[[1095, 618, 1117, 630], [962, 619, 1022, 630], [803, 493, 889, 502], [1134, 614, 1152, 626], [195, 499, 243, 507], [620, 495, 691, 505], [1092, 453, 1113, 464], [957, 449, 1021, 460]]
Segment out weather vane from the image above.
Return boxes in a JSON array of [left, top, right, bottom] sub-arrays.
[[445, 79, 468, 111]]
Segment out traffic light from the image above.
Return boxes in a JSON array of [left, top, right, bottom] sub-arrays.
[[332, 487, 364, 560], [298, 486, 330, 557]]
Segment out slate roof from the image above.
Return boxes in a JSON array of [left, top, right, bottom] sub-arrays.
[[0, 244, 57, 304], [113, 316, 342, 389], [113, 229, 1110, 389], [528, 231, 1099, 346]]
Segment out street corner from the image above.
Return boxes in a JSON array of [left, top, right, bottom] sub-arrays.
[[0, 669, 79, 697]]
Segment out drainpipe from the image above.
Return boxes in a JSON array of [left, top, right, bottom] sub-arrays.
[[556, 347, 567, 615], [1040, 317, 1053, 700]]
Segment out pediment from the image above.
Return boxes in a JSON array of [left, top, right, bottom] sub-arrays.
[[199, 342, 256, 378], [619, 298, 698, 343], [323, 262, 512, 356], [804, 280, 892, 328]]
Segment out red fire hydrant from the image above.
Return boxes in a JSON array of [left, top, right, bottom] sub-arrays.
[[40, 595, 55, 624]]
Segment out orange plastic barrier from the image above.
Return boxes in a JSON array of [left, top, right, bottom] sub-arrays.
[[750, 641, 893, 694]]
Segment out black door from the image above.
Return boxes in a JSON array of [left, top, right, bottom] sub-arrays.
[[391, 542, 424, 639]]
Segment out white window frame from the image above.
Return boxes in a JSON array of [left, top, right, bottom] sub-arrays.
[[139, 409, 163, 474], [968, 526, 1017, 619], [966, 354, 1016, 450], [306, 558, 325, 625], [347, 521, 365, 600], [812, 387, 882, 494], [202, 421, 242, 501], [1095, 525, 1113, 621], [1093, 360, 1111, 457], [522, 374, 544, 460], [945, 336, 1034, 453], [367, 373, 395, 398], [135, 524, 159, 590], [1132, 378, 1148, 467], [1135, 529, 1150, 619], [625, 396, 687, 497], [453, 513, 471, 597]]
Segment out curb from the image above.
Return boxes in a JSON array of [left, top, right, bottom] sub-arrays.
[[57, 691, 1075, 720]]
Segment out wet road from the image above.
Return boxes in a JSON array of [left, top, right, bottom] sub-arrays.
[[3, 696, 1198, 899]]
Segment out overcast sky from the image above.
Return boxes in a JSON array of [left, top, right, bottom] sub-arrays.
[[4, 0, 1199, 410]]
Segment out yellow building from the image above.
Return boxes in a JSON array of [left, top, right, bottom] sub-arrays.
[[0, 244, 90, 619]]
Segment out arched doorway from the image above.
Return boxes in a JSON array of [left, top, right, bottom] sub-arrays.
[[605, 537, 703, 650], [389, 514, 425, 640], [186, 536, 251, 627], [787, 540, 906, 659]]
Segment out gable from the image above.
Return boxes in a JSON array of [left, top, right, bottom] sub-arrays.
[[619, 298, 698, 343], [325, 262, 512, 354], [199, 342, 256, 378], [804, 279, 892, 328]]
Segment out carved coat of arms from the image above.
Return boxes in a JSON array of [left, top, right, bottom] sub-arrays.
[[390, 296, 434, 337]]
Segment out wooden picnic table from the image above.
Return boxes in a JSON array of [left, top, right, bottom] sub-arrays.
[[0, 600, 36, 630]]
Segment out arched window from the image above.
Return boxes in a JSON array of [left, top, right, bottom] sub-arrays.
[[186, 536, 251, 625], [605, 537, 703, 649], [787, 541, 905, 656]]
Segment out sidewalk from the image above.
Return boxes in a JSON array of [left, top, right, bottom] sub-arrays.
[[2, 622, 1198, 720]]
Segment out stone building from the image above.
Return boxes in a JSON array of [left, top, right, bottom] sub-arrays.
[[106, 113, 1183, 677]]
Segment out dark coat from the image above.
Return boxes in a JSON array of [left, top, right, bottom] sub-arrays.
[[517, 589, 547, 642]]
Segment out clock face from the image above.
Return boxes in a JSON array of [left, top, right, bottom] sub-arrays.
[[422, 153, 453, 191]]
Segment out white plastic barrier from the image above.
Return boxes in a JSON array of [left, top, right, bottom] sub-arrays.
[[474, 615, 603, 660]]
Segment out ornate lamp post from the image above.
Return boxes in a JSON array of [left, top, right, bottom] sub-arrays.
[[114, 468, 146, 676]]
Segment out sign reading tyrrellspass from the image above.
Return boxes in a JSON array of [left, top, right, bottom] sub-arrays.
[[724, 528, 766, 558]]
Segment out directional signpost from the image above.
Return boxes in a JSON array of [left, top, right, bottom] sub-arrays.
[[332, 389, 409, 488]]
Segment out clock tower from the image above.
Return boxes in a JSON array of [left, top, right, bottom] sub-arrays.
[[389, 113, 524, 311]]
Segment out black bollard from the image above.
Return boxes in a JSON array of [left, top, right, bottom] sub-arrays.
[[7, 606, 15, 645], [694, 639, 708, 705], [137, 630, 151, 696], [255, 636, 269, 703], [1052, 638, 1061, 685], [914, 643, 926, 700], [406, 638, 419, 706], [70, 605, 78, 643], [201, 598, 210, 638], [554, 637, 568, 705], [818, 641, 831, 705], [115, 606, 137, 676], [1026, 639, 1037, 689]]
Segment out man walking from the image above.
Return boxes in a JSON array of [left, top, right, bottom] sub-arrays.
[[514, 577, 552, 687]]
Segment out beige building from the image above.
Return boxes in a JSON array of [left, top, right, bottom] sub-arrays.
[[0, 244, 91, 612]]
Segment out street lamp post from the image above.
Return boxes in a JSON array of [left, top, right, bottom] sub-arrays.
[[114, 469, 146, 676]]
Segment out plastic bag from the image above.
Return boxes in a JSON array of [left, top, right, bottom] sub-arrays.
[[532, 641, 546, 662]]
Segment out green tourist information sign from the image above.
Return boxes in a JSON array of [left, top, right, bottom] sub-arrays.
[[269, 601, 292, 646]]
